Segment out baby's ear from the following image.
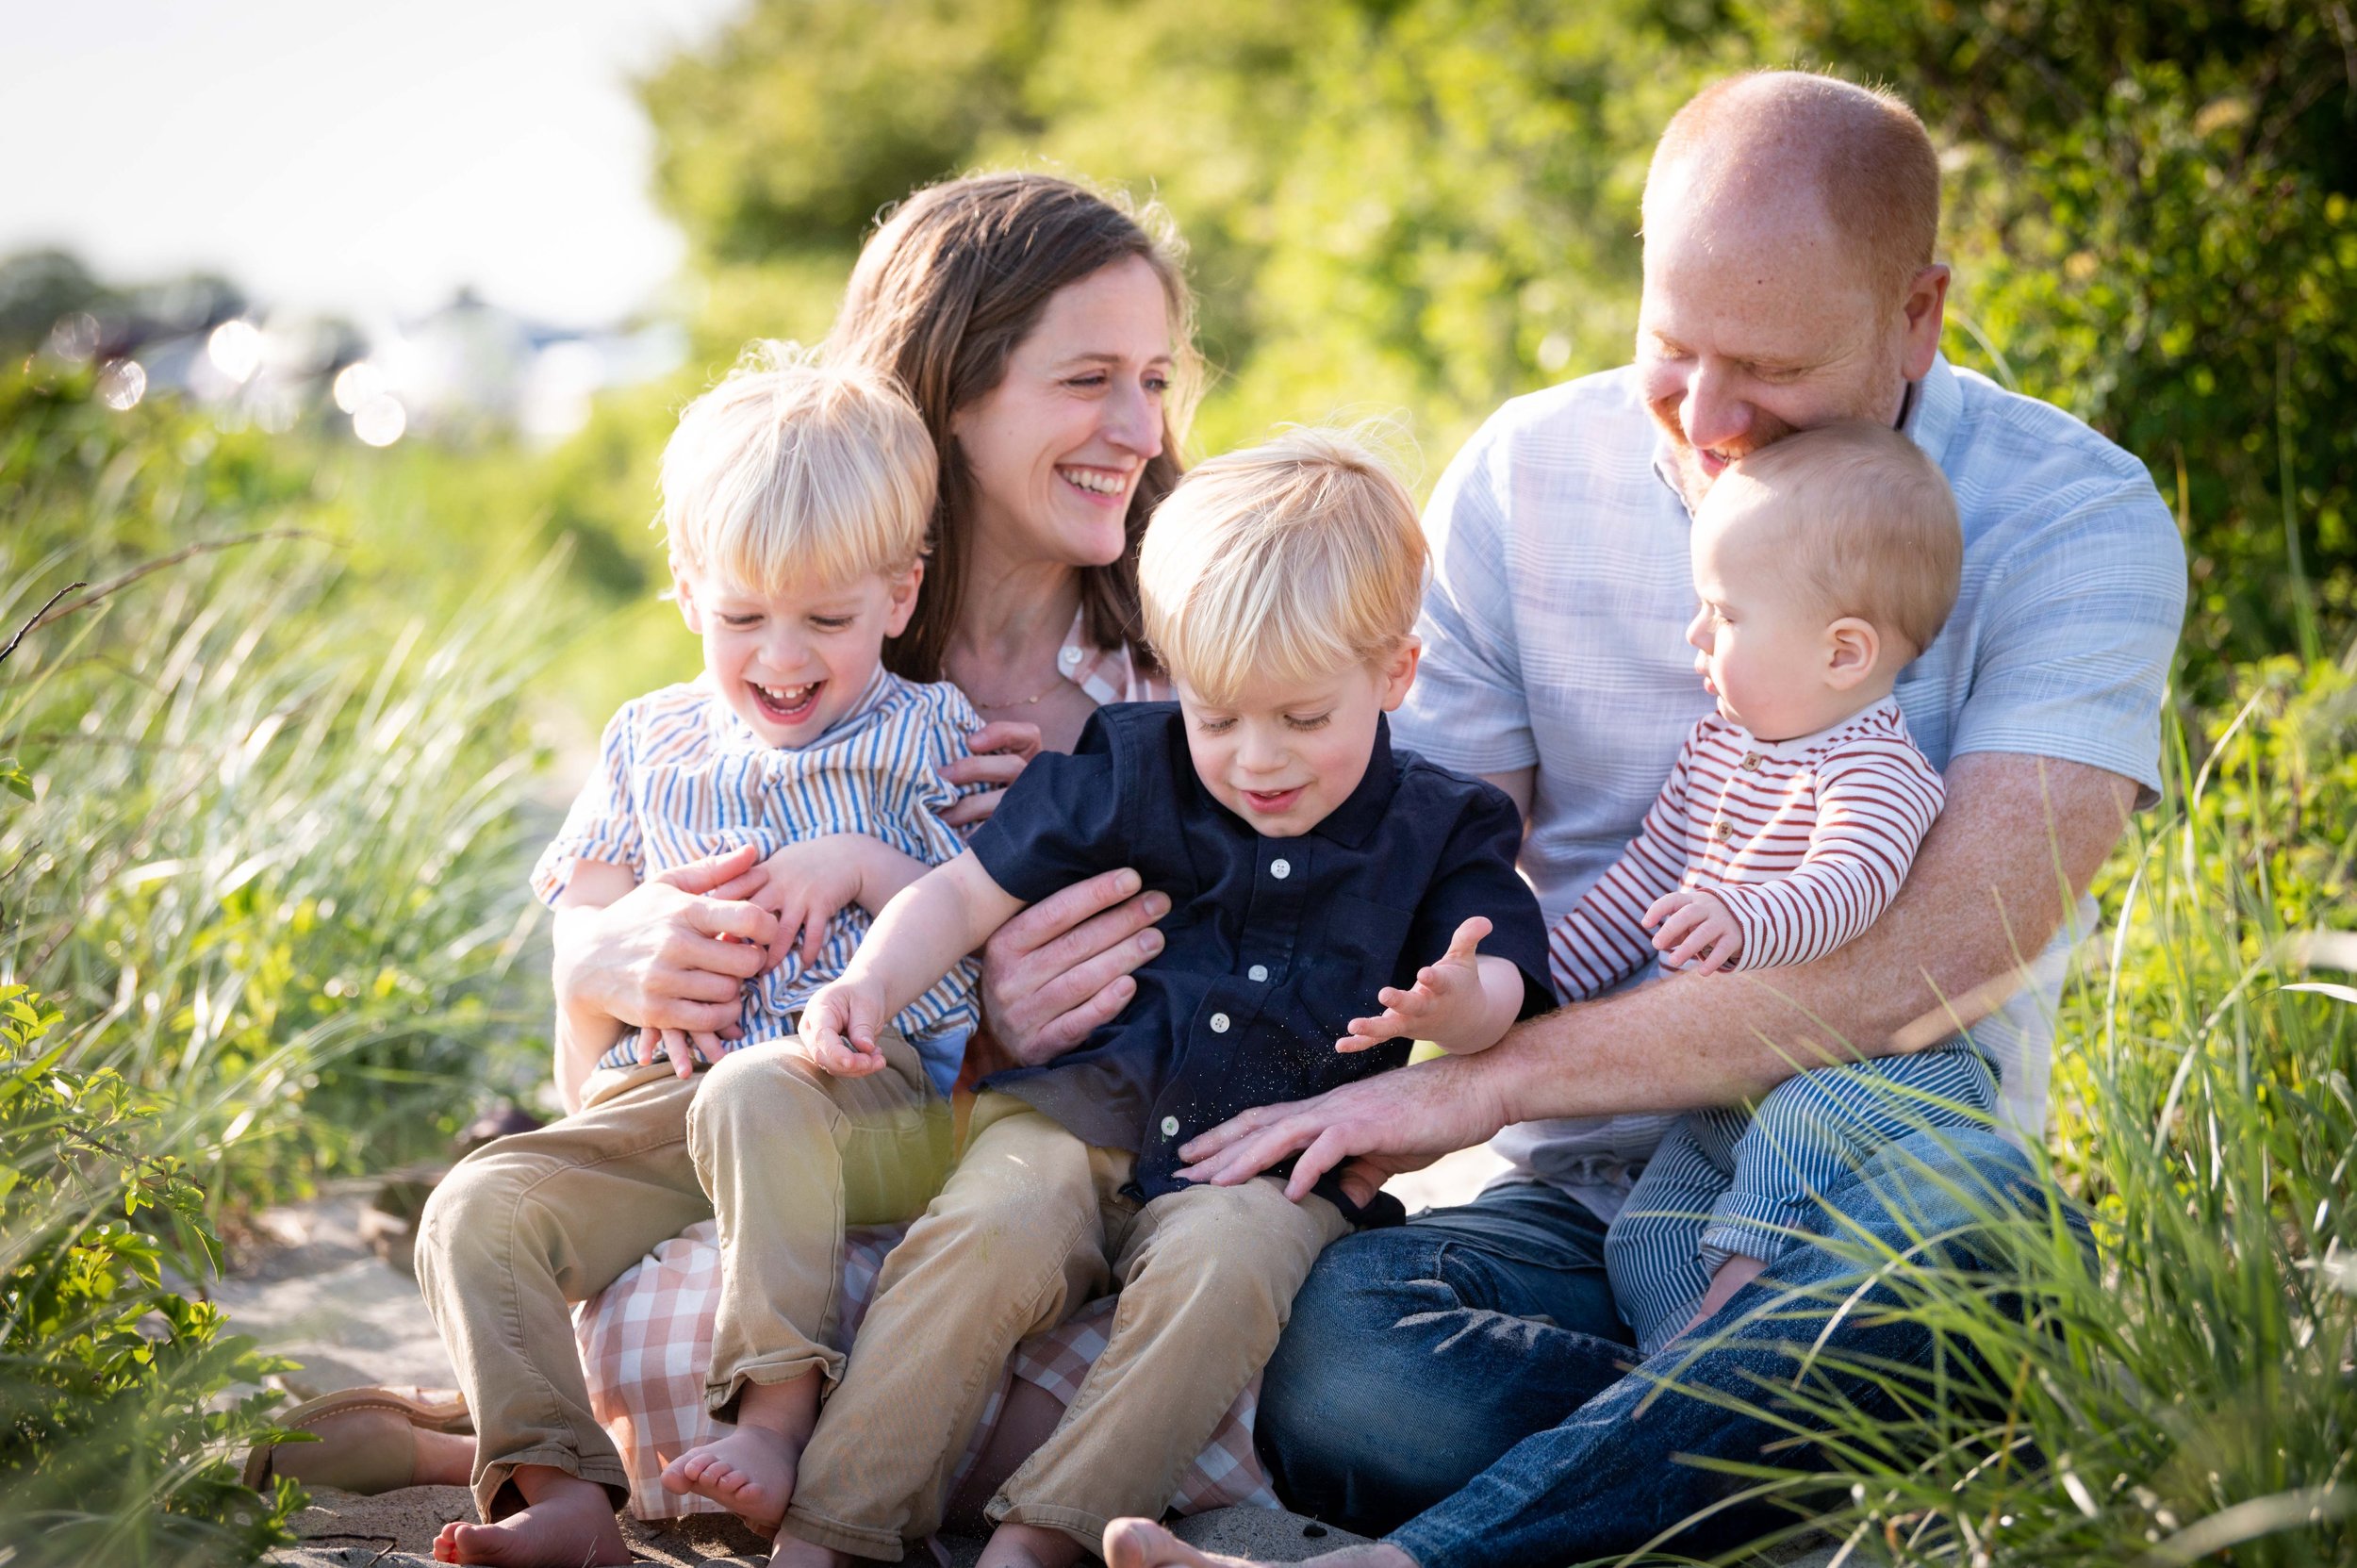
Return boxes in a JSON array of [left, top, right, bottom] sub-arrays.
[[1823, 617, 1880, 689]]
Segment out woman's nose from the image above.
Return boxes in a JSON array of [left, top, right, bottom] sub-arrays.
[[1105, 377, 1163, 459]]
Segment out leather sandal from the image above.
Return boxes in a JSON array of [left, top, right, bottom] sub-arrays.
[[242, 1385, 471, 1494]]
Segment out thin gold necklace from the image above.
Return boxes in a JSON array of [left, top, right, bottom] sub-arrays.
[[956, 657, 1073, 710]]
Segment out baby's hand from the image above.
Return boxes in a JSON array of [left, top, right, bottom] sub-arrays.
[[1337, 916, 1491, 1053], [798, 981, 889, 1077], [1642, 887, 1741, 973]]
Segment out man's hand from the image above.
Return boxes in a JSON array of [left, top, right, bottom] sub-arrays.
[[981, 868, 1167, 1065], [939, 720, 1046, 828], [1175, 1051, 1513, 1201], [798, 980, 891, 1077], [1337, 916, 1492, 1052], [1643, 887, 1740, 973]]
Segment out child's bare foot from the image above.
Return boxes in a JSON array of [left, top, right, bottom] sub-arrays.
[[662, 1423, 799, 1535], [979, 1519, 1089, 1568], [431, 1470, 629, 1566]]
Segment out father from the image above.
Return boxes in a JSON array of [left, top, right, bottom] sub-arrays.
[[1104, 69, 2185, 1568]]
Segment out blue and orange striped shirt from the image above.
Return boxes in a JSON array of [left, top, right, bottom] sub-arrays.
[[532, 669, 986, 1093]]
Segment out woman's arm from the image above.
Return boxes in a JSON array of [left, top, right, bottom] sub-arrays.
[[547, 845, 782, 1114]]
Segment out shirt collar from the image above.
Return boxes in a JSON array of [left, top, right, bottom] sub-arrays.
[[1310, 714, 1401, 849], [702, 666, 897, 756], [1732, 694, 1904, 761], [1647, 352, 1961, 513]]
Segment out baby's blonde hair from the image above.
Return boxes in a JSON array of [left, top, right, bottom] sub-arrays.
[[1140, 427, 1427, 705], [659, 343, 935, 593], [1709, 421, 1961, 657]]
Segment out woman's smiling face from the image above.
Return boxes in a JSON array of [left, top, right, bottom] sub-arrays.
[[949, 255, 1174, 572]]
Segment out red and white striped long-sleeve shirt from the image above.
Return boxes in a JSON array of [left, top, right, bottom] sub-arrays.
[[1548, 698, 1945, 999]]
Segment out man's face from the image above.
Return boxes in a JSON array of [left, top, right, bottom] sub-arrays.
[[1636, 175, 1939, 511]]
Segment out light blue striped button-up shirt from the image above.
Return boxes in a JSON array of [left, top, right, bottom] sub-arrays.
[[533, 668, 986, 1095], [1393, 355, 2186, 1214]]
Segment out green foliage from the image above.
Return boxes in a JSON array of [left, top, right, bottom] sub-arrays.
[[0, 361, 551, 1214], [627, 0, 2352, 676], [0, 986, 304, 1567]]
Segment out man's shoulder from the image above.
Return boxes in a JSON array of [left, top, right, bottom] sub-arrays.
[[1944, 364, 2162, 503], [1464, 365, 1652, 459]]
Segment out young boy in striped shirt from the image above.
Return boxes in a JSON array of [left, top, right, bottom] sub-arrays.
[[420, 350, 986, 1566], [1543, 421, 1994, 1355]]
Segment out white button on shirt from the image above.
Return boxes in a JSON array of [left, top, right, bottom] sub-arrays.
[[1209, 1013, 1230, 1033], [1248, 965, 1269, 982], [1270, 858, 1292, 880], [1161, 1115, 1180, 1138]]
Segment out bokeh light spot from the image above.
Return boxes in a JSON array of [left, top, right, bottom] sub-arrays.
[[97, 359, 147, 411], [206, 319, 265, 384], [352, 394, 407, 447], [332, 360, 386, 413]]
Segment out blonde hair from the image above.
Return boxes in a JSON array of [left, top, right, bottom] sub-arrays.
[[660, 344, 935, 593], [1646, 70, 1941, 305], [1707, 421, 1961, 657], [1140, 428, 1426, 705]]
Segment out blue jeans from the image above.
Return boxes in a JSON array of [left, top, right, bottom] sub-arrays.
[[1257, 1128, 2073, 1567]]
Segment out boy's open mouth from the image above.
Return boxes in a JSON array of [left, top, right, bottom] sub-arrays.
[[1242, 785, 1305, 816], [750, 680, 822, 726]]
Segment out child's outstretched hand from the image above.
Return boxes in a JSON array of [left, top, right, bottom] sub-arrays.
[[797, 980, 890, 1077], [1337, 916, 1492, 1053], [1643, 887, 1741, 973]]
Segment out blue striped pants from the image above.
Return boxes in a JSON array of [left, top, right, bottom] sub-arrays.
[[1606, 1043, 2001, 1354]]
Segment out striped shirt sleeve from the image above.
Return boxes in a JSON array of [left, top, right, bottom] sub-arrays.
[[1711, 739, 1945, 970], [530, 701, 646, 904], [1548, 735, 1698, 999]]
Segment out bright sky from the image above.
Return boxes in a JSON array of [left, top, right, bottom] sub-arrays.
[[0, 0, 744, 328]]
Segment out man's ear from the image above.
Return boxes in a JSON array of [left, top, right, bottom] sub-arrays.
[[1824, 617, 1880, 691], [881, 559, 926, 638], [1899, 263, 1950, 383], [1378, 635, 1423, 711], [670, 557, 704, 634]]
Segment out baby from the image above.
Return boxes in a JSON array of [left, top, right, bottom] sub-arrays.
[[420, 349, 983, 1567], [776, 430, 1554, 1568], [1545, 420, 1998, 1356]]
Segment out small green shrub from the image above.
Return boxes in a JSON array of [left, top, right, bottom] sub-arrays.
[[0, 984, 303, 1567]]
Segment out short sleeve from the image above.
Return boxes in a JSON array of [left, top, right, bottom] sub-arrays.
[[1407, 784, 1554, 1017], [531, 703, 646, 904], [966, 712, 1128, 903], [1948, 481, 2185, 807], [1391, 423, 1537, 776]]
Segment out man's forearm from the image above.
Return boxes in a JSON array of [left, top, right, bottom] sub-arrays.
[[1485, 752, 2136, 1122]]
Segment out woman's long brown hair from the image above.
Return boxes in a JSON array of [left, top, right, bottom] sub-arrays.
[[826, 173, 1200, 683]]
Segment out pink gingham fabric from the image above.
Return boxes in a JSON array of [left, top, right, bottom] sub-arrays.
[[574, 1221, 1279, 1523]]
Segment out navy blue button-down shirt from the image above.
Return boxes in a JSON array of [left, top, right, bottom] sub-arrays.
[[968, 702, 1551, 1213]]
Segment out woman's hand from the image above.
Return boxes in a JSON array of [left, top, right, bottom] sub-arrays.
[[980, 867, 1168, 1066], [552, 846, 782, 1077], [940, 720, 1045, 828]]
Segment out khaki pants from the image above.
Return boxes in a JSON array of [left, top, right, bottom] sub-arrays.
[[783, 1092, 1348, 1558], [415, 1032, 952, 1521]]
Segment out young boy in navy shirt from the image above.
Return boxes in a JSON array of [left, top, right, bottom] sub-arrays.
[[772, 430, 1553, 1568]]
